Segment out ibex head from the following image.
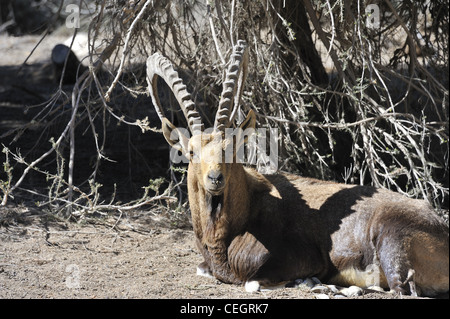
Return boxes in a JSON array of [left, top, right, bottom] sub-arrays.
[[146, 40, 255, 196]]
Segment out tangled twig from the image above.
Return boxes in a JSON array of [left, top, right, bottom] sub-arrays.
[[1, 0, 448, 217]]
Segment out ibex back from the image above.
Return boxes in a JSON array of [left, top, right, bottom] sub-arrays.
[[146, 41, 449, 297]]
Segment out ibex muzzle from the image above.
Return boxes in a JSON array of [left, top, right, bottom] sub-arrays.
[[147, 41, 449, 297], [190, 132, 227, 195], [206, 170, 224, 191]]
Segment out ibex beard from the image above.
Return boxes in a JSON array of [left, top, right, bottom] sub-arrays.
[[147, 40, 449, 297]]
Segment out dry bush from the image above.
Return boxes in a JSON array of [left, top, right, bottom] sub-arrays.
[[1, 0, 448, 219]]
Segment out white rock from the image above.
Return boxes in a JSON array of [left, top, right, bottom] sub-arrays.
[[326, 284, 340, 294], [368, 285, 386, 292], [245, 280, 260, 293], [315, 293, 330, 299], [339, 285, 363, 297], [196, 266, 214, 279], [311, 285, 330, 294]]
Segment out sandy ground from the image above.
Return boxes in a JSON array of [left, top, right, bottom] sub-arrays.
[[0, 205, 432, 300]]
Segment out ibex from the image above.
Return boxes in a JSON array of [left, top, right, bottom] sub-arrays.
[[146, 41, 449, 297]]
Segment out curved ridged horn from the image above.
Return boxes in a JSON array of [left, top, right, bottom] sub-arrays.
[[214, 40, 249, 132], [146, 53, 204, 133]]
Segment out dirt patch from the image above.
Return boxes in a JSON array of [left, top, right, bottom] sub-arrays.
[[0, 206, 440, 300]]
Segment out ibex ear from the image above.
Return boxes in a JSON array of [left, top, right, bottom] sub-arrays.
[[233, 110, 257, 159], [238, 109, 256, 137], [161, 117, 190, 154]]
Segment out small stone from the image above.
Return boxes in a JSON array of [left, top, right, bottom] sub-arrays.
[[294, 278, 304, 286], [339, 285, 363, 297], [315, 293, 330, 299], [244, 280, 260, 293], [310, 285, 330, 294], [367, 285, 385, 292], [302, 278, 316, 288], [326, 284, 340, 294]]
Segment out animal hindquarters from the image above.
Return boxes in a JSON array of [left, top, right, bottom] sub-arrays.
[[376, 223, 449, 296], [409, 231, 449, 296]]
